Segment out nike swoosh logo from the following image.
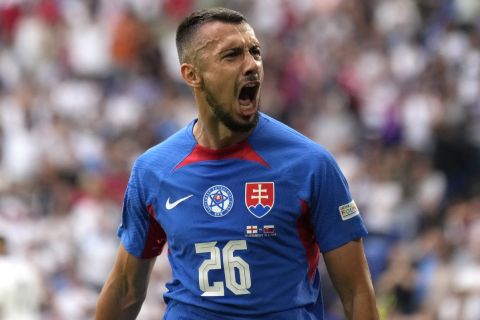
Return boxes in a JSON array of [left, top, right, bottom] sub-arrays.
[[165, 195, 193, 210]]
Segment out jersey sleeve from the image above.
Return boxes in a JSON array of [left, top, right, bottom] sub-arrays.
[[311, 151, 368, 253], [117, 161, 166, 259]]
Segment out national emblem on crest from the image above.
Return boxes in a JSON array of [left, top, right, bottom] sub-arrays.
[[203, 185, 234, 217], [245, 182, 275, 218]]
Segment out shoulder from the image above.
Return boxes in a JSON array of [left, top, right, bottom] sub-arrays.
[[254, 113, 334, 163]]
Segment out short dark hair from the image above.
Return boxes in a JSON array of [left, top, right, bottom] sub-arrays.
[[175, 7, 247, 63]]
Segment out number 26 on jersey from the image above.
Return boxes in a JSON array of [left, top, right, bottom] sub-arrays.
[[195, 240, 251, 297]]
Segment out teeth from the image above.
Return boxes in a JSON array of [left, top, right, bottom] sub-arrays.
[[244, 83, 256, 87]]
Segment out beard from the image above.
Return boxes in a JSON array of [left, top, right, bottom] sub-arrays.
[[201, 80, 259, 133]]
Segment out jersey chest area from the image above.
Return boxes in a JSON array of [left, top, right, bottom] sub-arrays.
[[153, 160, 305, 246], [149, 159, 317, 301]]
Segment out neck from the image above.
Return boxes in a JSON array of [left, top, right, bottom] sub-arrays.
[[193, 118, 252, 149]]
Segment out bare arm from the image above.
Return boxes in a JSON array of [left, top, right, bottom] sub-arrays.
[[323, 239, 379, 320], [95, 244, 156, 320]]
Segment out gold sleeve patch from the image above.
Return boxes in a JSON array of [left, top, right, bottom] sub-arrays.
[[339, 200, 360, 221]]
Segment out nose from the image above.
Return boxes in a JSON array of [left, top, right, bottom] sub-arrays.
[[243, 52, 261, 78]]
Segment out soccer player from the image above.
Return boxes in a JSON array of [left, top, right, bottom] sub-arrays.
[[96, 7, 378, 320]]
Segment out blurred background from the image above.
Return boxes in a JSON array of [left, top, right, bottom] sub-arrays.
[[0, 0, 479, 319]]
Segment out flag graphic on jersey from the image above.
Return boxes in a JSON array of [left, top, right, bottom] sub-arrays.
[[245, 182, 275, 218], [246, 225, 258, 234], [263, 225, 275, 234]]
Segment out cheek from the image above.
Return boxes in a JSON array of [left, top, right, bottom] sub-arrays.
[[256, 64, 264, 80], [203, 74, 236, 97]]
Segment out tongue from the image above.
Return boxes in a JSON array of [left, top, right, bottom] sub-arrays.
[[239, 98, 252, 106], [238, 99, 256, 116], [239, 88, 252, 106]]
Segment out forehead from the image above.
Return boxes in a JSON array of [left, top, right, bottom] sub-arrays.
[[195, 21, 259, 52]]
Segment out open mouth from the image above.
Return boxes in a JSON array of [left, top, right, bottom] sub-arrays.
[[238, 82, 260, 107]]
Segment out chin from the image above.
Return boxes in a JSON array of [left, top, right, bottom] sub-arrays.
[[234, 110, 259, 132]]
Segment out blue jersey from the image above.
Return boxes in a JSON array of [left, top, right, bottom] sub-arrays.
[[118, 113, 368, 320]]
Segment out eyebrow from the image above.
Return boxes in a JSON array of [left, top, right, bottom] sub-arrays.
[[219, 47, 242, 55], [218, 42, 261, 55]]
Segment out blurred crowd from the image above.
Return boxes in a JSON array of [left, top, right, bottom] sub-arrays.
[[0, 0, 479, 319]]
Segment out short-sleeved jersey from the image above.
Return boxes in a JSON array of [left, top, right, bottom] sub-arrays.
[[118, 113, 368, 320]]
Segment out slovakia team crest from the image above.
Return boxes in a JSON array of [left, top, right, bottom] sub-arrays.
[[245, 182, 275, 218]]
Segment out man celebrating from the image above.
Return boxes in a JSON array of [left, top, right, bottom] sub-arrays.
[[96, 7, 378, 319]]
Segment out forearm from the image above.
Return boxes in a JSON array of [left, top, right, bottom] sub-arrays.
[[95, 245, 156, 320], [340, 288, 379, 320], [324, 240, 379, 320], [95, 275, 146, 320]]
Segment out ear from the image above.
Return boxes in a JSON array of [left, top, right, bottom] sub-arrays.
[[180, 63, 202, 88]]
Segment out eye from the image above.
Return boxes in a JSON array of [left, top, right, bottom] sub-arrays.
[[223, 49, 241, 60], [250, 46, 261, 59]]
